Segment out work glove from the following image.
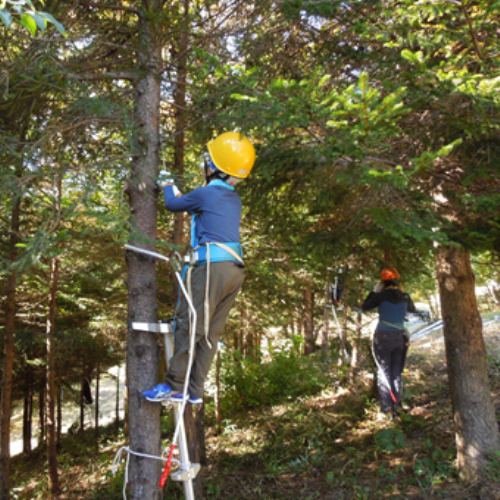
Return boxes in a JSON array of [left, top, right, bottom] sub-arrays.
[[373, 281, 384, 293], [157, 170, 175, 188], [158, 171, 181, 196]]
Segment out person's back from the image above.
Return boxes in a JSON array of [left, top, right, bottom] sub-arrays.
[[363, 288, 415, 331]]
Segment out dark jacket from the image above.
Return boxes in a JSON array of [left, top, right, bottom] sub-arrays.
[[362, 289, 416, 331]]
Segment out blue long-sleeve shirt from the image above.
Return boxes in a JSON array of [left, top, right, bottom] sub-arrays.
[[163, 183, 242, 245], [362, 289, 416, 331]]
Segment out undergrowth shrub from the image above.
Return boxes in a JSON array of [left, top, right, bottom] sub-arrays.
[[220, 349, 331, 411]]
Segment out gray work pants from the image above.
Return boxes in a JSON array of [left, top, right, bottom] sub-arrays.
[[165, 261, 244, 399], [373, 329, 409, 413]]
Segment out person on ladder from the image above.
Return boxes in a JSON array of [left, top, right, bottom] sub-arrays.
[[143, 132, 256, 405], [362, 268, 416, 418]]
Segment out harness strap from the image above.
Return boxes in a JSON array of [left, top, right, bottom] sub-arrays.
[[200, 242, 243, 349]]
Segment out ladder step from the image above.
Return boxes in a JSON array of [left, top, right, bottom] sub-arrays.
[[170, 464, 201, 481]]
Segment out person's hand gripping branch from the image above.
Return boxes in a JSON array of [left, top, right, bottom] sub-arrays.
[[158, 170, 181, 197]]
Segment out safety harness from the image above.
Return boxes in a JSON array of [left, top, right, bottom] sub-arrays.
[[178, 178, 244, 349]]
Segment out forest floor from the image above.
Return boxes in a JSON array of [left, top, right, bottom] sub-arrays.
[[11, 312, 500, 499]]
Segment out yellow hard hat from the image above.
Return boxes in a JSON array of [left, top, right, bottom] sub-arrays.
[[207, 132, 256, 179]]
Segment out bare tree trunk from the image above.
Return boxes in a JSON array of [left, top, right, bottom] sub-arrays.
[[321, 285, 329, 356], [115, 367, 120, 432], [170, 0, 189, 285], [436, 245, 500, 483], [184, 405, 203, 498], [195, 404, 207, 465], [124, 3, 163, 497], [80, 371, 85, 436], [0, 194, 21, 500], [95, 362, 100, 440], [303, 286, 315, 356], [215, 348, 222, 434], [56, 369, 62, 446], [339, 276, 350, 367], [46, 256, 60, 494], [38, 378, 45, 446], [22, 372, 33, 455]]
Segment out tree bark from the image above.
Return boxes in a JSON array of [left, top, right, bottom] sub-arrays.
[[115, 367, 120, 432], [171, 0, 189, 283], [184, 405, 203, 498], [303, 287, 315, 356], [215, 347, 222, 434], [80, 371, 85, 436], [338, 275, 350, 366], [0, 193, 21, 500], [321, 285, 329, 356], [22, 372, 33, 455], [436, 245, 500, 483], [125, 2, 163, 497], [46, 256, 60, 494], [38, 378, 45, 446], [56, 369, 62, 446], [195, 404, 207, 465]]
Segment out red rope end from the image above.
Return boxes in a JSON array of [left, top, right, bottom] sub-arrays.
[[159, 445, 176, 488]]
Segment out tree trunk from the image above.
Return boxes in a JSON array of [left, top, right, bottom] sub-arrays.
[[56, 369, 62, 446], [38, 378, 45, 446], [0, 193, 21, 500], [46, 257, 60, 494], [22, 376, 33, 455], [303, 287, 315, 356], [339, 275, 350, 366], [184, 405, 203, 498], [195, 404, 207, 465], [321, 284, 329, 356], [436, 245, 500, 483], [125, 3, 163, 497], [95, 362, 100, 440], [170, 0, 189, 292], [80, 371, 85, 436], [115, 367, 120, 432], [215, 347, 222, 434]]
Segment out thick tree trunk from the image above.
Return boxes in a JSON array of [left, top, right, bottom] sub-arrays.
[[436, 245, 500, 483], [0, 195, 21, 500], [125, 3, 163, 498], [46, 257, 60, 494], [303, 287, 315, 356]]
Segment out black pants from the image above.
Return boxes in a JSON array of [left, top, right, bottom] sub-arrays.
[[373, 330, 408, 413]]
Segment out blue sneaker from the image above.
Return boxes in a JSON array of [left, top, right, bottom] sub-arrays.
[[142, 383, 173, 402], [170, 392, 203, 405]]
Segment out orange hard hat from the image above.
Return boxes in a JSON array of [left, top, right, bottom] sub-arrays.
[[381, 268, 400, 281]]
